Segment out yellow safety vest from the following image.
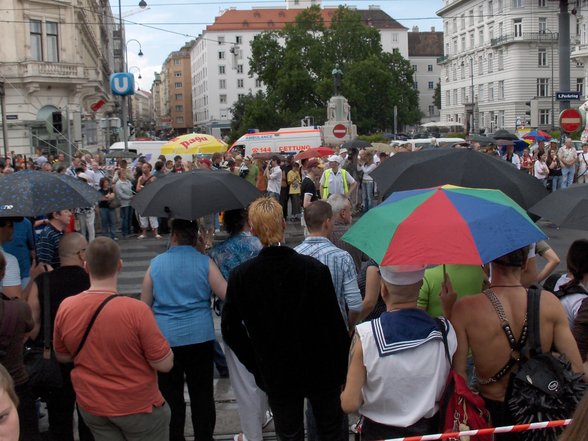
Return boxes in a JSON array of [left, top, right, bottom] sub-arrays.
[[322, 168, 349, 199]]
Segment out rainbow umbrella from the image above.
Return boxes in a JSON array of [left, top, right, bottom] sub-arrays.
[[342, 185, 546, 266]]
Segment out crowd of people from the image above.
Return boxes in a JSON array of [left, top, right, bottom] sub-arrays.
[[0, 139, 587, 441]]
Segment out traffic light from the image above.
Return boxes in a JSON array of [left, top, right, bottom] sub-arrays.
[[51, 111, 63, 133]]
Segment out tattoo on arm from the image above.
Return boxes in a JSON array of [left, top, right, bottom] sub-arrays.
[[348, 332, 359, 366]]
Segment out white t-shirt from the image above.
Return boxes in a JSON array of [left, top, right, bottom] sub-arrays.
[[534, 161, 549, 180], [266, 166, 282, 194], [0, 247, 21, 290], [578, 152, 588, 175]]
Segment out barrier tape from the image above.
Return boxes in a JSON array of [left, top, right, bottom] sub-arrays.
[[383, 419, 572, 441]]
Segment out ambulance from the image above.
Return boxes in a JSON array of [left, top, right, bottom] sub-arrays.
[[229, 127, 323, 156]]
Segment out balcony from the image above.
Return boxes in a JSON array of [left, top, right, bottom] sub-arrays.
[[491, 32, 559, 48], [571, 43, 588, 62], [437, 55, 451, 64]]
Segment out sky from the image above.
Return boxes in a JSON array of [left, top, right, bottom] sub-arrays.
[[115, 0, 443, 91]]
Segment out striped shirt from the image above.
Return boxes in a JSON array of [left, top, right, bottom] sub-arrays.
[[295, 236, 362, 326], [36, 224, 63, 268]]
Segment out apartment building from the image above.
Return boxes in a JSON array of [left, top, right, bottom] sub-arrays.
[[131, 90, 152, 132], [438, 0, 584, 134], [161, 43, 194, 134], [189, 3, 408, 137], [0, 0, 117, 156], [408, 26, 444, 123]]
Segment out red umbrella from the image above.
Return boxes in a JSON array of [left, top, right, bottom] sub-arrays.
[[293, 147, 334, 160]]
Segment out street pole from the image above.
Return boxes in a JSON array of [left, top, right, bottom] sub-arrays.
[[0, 81, 8, 160], [559, 0, 570, 112], [470, 56, 474, 133], [546, 29, 555, 130], [118, 0, 129, 152]]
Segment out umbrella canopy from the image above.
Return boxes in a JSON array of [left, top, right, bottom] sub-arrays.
[[160, 133, 227, 155], [341, 140, 371, 150], [0, 170, 102, 217], [528, 184, 588, 230], [370, 142, 395, 153], [522, 129, 551, 142], [342, 185, 546, 266], [131, 169, 261, 220], [370, 148, 548, 209], [292, 147, 334, 160], [468, 134, 495, 146], [493, 129, 519, 141]]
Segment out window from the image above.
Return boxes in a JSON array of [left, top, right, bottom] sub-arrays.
[[498, 49, 504, 70], [175, 82, 182, 88], [538, 0, 546, 7], [237, 79, 244, 88], [469, 10, 474, 26], [498, 80, 504, 99], [174, 71, 182, 77], [461, 87, 466, 104], [428, 81, 435, 89], [513, 0, 522, 7], [488, 53, 493, 73], [460, 63, 465, 79], [175, 105, 183, 112], [175, 116, 184, 124], [499, 110, 505, 128], [175, 93, 183, 100], [255, 78, 262, 88], [514, 19, 523, 37], [453, 18, 457, 33], [479, 29, 484, 45], [461, 14, 466, 29], [237, 64, 243, 74], [453, 89, 458, 105], [427, 64, 433, 72], [461, 36, 466, 51], [219, 65, 225, 74], [489, 25, 494, 41], [412, 64, 417, 72], [469, 32, 475, 49], [218, 36, 225, 44], [173, 59, 181, 65], [498, 22, 504, 37], [577, 78, 584, 95], [46, 21, 58, 62], [538, 48, 547, 66], [414, 81, 418, 90], [238, 93, 245, 99], [498, 0, 503, 10], [218, 51, 225, 60], [429, 105, 436, 115], [30, 20, 42, 61], [219, 94, 227, 104], [446, 91, 451, 106], [488, 82, 494, 101], [392, 33, 398, 42], [236, 36, 242, 44], [478, 56, 484, 75], [539, 17, 547, 34], [488, 0, 493, 17], [219, 79, 226, 89], [478, 5, 484, 21], [539, 109, 550, 125], [537, 78, 549, 96], [478, 84, 484, 101]]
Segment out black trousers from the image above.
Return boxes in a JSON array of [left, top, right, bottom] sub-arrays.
[[158, 341, 215, 441], [268, 386, 347, 441], [483, 397, 521, 441], [15, 380, 40, 441], [280, 187, 290, 219], [360, 415, 438, 441]]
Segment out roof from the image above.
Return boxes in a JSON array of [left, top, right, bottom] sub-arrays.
[[408, 31, 444, 57], [205, 7, 407, 32]]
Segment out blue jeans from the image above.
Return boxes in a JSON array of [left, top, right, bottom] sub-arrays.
[[120, 206, 132, 237], [99, 207, 116, 239], [361, 180, 374, 212], [561, 165, 576, 189], [550, 175, 562, 192]]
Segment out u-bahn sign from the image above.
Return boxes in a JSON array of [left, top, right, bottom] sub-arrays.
[[110, 73, 135, 96]]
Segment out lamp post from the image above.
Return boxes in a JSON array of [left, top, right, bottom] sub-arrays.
[[546, 28, 555, 131], [469, 56, 474, 133]]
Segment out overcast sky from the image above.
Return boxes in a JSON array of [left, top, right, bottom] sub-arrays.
[[115, 0, 442, 91]]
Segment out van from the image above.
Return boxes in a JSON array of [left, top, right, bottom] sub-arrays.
[[108, 141, 175, 164], [229, 128, 323, 157], [391, 137, 466, 151]]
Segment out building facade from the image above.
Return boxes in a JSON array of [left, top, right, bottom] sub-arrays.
[[438, 0, 584, 134], [161, 43, 194, 135], [408, 27, 443, 123], [0, 0, 117, 157], [189, 4, 408, 137], [131, 90, 152, 133]]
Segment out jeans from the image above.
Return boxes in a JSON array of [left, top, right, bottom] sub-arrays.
[[561, 165, 576, 189], [158, 341, 215, 441], [99, 207, 116, 238], [361, 180, 374, 212], [268, 386, 346, 441], [120, 206, 132, 237], [79, 402, 170, 441], [549, 175, 562, 192]]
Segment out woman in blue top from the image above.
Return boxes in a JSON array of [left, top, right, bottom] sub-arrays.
[[141, 219, 227, 441]]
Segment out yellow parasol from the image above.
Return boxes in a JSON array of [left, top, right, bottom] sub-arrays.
[[160, 133, 227, 155]]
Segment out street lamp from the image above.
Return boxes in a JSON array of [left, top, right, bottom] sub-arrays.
[[126, 39, 143, 57], [139, 0, 148, 8], [129, 66, 142, 80], [545, 28, 555, 131]]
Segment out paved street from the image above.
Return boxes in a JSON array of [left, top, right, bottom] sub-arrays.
[[113, 218, 584, 440]]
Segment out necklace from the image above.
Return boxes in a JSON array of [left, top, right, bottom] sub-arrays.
[[489, 284, 524, 288]]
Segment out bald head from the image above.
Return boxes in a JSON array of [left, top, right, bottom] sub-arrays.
[[59, 232, 88, 265]]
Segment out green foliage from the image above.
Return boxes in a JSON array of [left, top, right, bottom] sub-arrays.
[[433, 80, 441, 109], [358, 133, 389, 143], [242, 5, 421, 134], [447, 132, 467, 138]]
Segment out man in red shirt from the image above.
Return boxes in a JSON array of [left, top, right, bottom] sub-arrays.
[[53, 237, 173, 441]]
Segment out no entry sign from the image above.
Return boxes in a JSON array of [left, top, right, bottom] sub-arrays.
[[559, 108, 583, 133], [333, 124, 347, 138]]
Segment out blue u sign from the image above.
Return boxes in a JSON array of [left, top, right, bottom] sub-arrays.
[[110, 73, 135, 96]]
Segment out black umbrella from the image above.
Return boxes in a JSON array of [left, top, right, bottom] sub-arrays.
[[493, 129, 519, 141], [528, 184, 588, 229], [371, 148, 548, 209], [468, 134, 495, 146], [0, 170, 102, 217], [341, 140, 371, 149], [131, 169, 262, 220]]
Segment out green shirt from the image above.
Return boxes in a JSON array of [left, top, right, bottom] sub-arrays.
[[245, 164, 259, 187], [418, 264, 485, 317]]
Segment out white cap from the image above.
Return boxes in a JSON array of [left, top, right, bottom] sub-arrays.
[[380, 265, 427, 285], [78, 173, 90, 182], [328, 155, 342, 164], [339, 148, 348, 154]]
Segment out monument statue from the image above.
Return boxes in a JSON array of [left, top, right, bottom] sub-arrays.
[[332, 64, 342, 96]]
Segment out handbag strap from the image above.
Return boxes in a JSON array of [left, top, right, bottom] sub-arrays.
[[435, 317, 451, 364], [73, 295, 118, 358], [526, 285, 543, 357], [0, 300, 18, 351], [42, 275, 51, 351]]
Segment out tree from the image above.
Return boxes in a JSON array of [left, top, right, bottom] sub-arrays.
[[433, 80, 441, 109], [228, 92, 288, 143]]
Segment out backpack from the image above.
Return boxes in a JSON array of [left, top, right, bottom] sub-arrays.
[[436, 318, 493, 441], [506, 286, 588, 441]]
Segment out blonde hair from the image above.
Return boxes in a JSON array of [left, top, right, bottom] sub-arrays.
[[559, 393, 588, 441], [248, 197, 284, 246], [0, 364, 18, 407]]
